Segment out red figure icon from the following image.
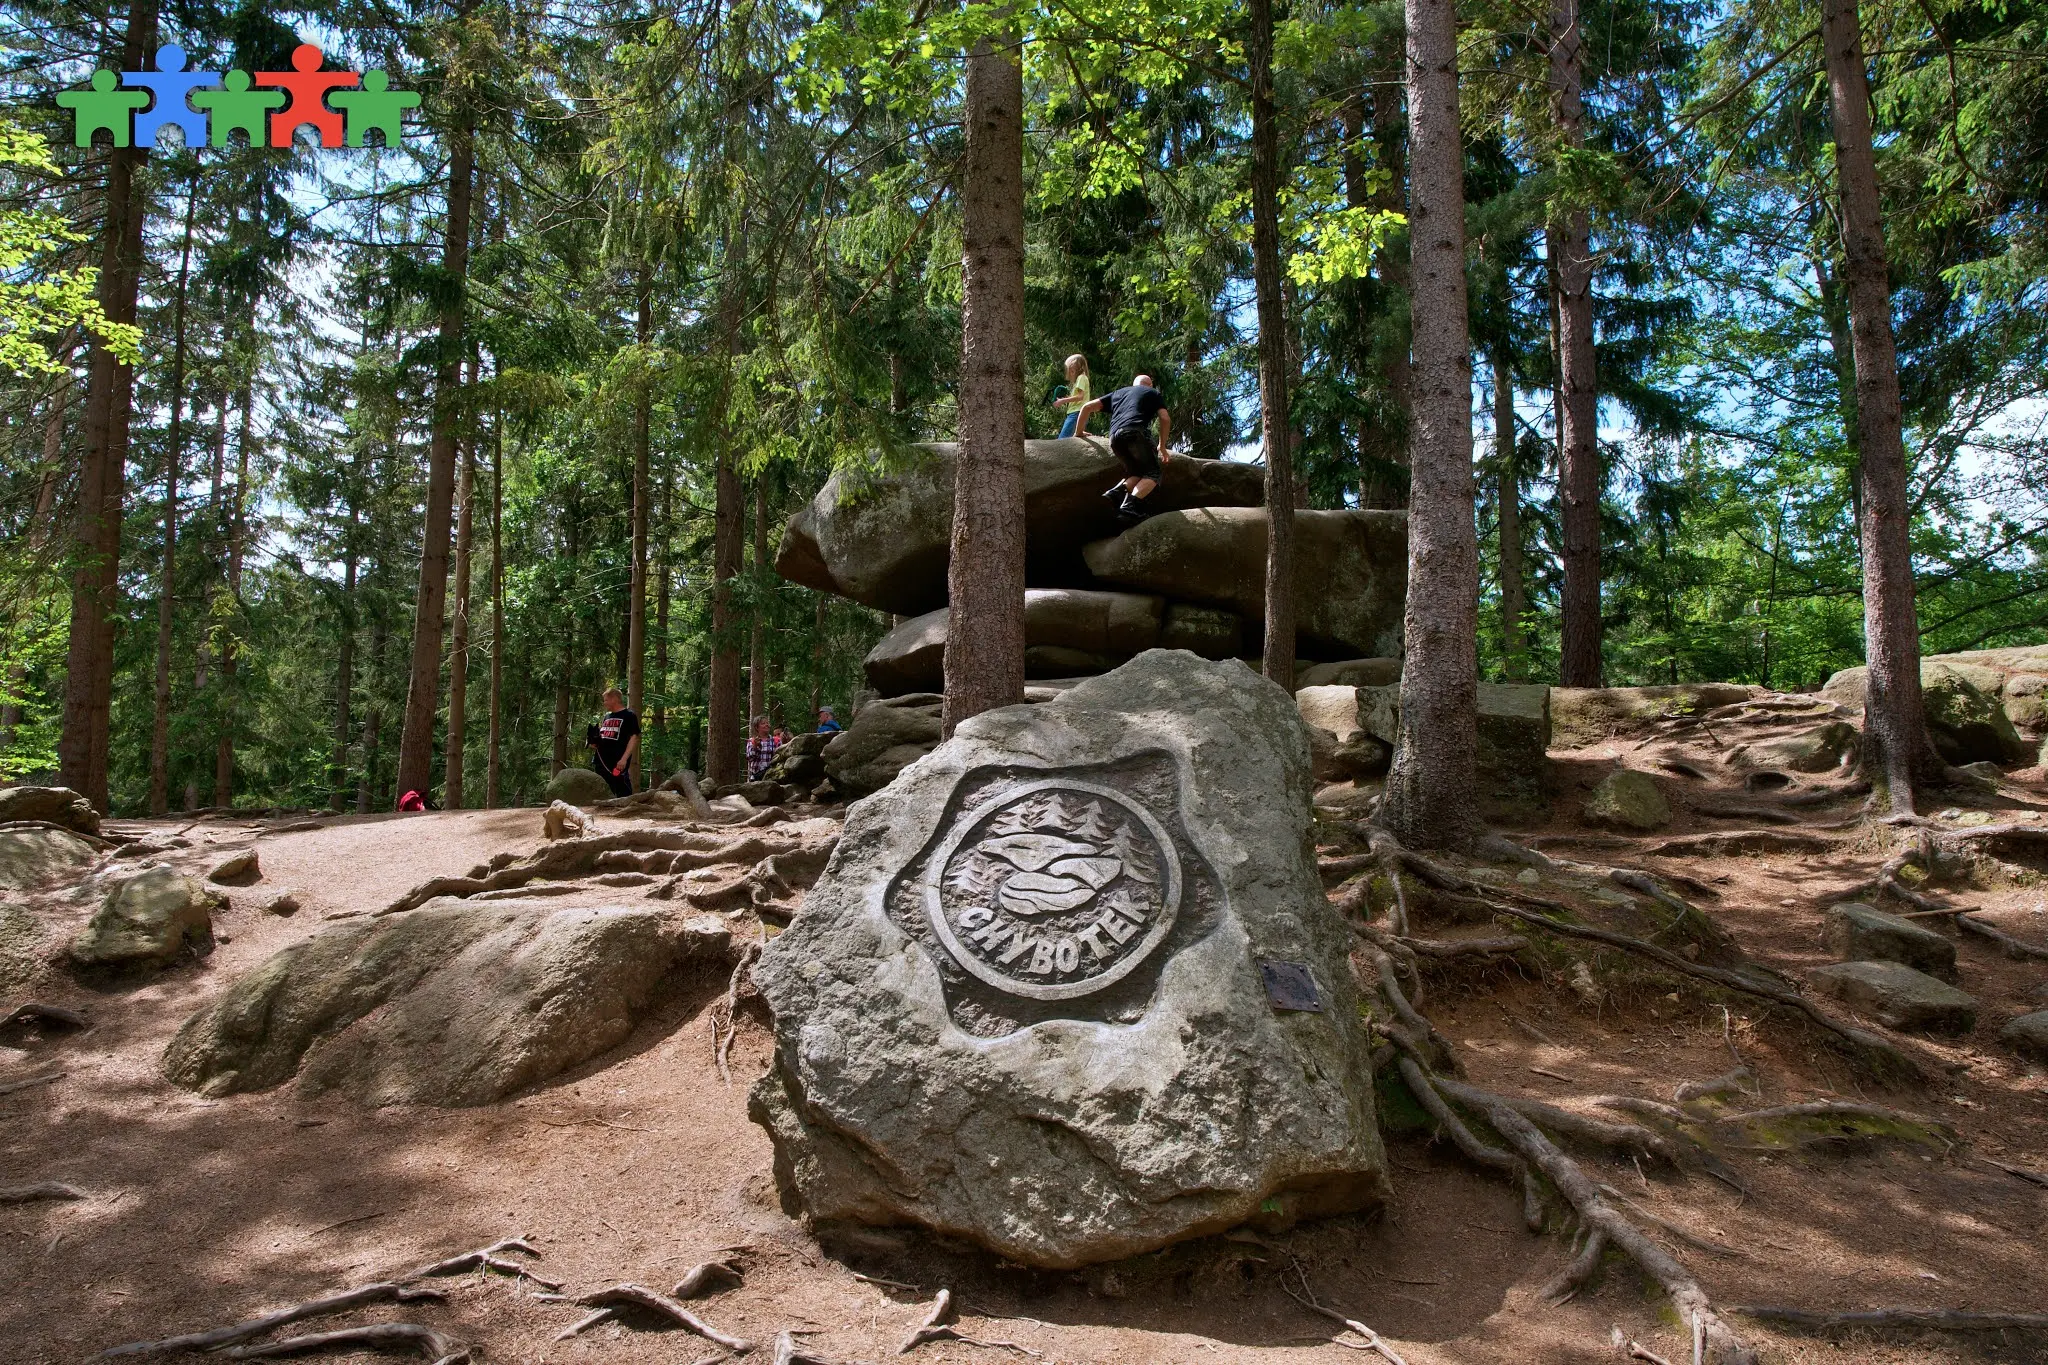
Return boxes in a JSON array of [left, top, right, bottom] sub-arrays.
[[256, 44, 359, 148]]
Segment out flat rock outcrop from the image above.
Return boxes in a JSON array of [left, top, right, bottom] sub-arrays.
[[70, 866, 217, 968], [778, 440, 1265, 615], [0, 785, 101, 836], [1810, 960, 1976, 1035], [1082, 507, 1406, 660], [1825, 903, 1957, 980], [1822, 651, 2046, 764], [749, 650, 1388, 1266], [165, 900, 733, 1106], [821, 694, 944, 799], [865, 590, 1222, 696], [0, 826, 99, 893]]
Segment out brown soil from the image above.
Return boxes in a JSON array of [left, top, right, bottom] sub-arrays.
[[5, 722, 2048, 1365]]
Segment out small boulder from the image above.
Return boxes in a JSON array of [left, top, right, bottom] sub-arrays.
[[262, 890, 301, 917], [1355, 683, 1550, 789], [1810, 960, 1976, 1035], [765, 732, 833, 787], [1158, 603, 1243, 659], [1549, 685, 1755, 748], [165, 902, 734, 1106], [545, 766, 616, 807], [208, 848, 260, 884], [1296, 658, 1403, 691], [1581, 770, 1672, 832], [1999, 1011, 2048, 1062], [1739, 721, 1859, 773], [0, 826, 100, 893], [70, 866, 216, 968], [0, 785, 101, 836], [1825, 903, 1956, 979], [821, 695, 943, 800]]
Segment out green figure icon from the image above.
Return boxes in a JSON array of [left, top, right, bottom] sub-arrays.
[[54, 70, 150, 148], [189, 71, 286, 148], [328, 70, 419, 148]]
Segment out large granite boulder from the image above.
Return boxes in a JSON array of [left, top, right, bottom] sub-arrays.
[[1355, 683, 1551, 783], [1736, 720, 1860, 773], [0, 826, 99, 893], [1821, 656, 2034, 764], [546, 766, 616, 807], [765, 731, 833, 787], [70, 866, 217, 968], [865, 591, 1174, 696], [822, 695, 944, 799], [1082, 507, 1406, 660], [165, 901, 733, 1105], [1825, 903, 1957, 980], [1296, 658, 1403, 691], [0, 785, 101, 836], [1810, 960, 1976, 1035], [1550, 685, 1755, 748], [779, 441, 1265, 615], [749, 650, 1389, 1267]]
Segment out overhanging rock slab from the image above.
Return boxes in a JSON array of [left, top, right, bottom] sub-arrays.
[[749, 650, 1388, 1267]]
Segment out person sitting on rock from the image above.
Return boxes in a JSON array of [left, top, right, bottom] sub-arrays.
[[1074, 374, 1171, 525], [747, 714, 779, 781], [816, 705, 842, 734], [587, 686, 641, 797]]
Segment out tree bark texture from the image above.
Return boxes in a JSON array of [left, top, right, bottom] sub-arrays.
[[653, 472, 671, 743], [1495, 344, 1528, 681], [149, 181, 198, 816], [214, 378, 253, 808], [444, 424, 475, 808], [1362, 74, 1413, 509], [332, 542, 356, 810], [1249, 0, 1296, 684], [943, 30, 1028, 737], [749, 476, 768, 724], [1549, 0, 1602, 687], [488, 411, 504, 807], [395, 117, 474, 803], [628, 277, 651, 742], [706, 447, 745, 784], [6, 382, 72, 747], [1381, 0, 1480, 850], [1820, 0, 1945, 807], [58, 0, 156, 811]]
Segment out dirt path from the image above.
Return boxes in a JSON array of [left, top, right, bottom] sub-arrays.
[[5, 751, 2047, 1364]]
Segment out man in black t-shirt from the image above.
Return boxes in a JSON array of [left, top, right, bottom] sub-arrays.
[[586, 687, 641, 797], [1074, 375, 1173, 524]]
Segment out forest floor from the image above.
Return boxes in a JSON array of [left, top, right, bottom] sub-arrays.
[[5, 713, 2048, 1365]]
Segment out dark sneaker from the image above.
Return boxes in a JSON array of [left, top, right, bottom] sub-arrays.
[[1103, 482, 1127, 500], [1117, 494, 1155, 525]]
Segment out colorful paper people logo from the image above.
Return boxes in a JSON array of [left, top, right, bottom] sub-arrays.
[[56, 44, 418, 150]]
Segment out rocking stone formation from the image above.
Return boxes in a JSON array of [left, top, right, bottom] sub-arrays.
[[748, 650, 1389, 1267]]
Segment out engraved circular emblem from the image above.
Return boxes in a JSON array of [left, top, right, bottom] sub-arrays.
[[923, 779, 1183, 1001]]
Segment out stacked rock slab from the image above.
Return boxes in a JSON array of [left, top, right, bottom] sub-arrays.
[[750, 651, 1389, 1267], [778, 439, 1407, 696]]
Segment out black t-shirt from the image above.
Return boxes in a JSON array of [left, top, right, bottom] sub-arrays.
[[1104, 385, 1165, 437], [592, 708, 641, 769]]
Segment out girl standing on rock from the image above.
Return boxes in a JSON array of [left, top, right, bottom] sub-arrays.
[[1052, 354, 1092, 438]]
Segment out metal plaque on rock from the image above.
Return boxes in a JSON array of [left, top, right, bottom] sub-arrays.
[[923, 778, 1183, 1001], [1257, 959, 1324, 1012]]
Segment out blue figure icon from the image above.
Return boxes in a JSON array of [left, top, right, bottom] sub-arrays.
[[124, 44, 223, 149]]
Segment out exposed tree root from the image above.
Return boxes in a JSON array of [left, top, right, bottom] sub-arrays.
[[773, 1329, 872, 1364], [1369, 951, 1455, 1071], [1982, 1158, 2048, 1189], [1713, 1100, 1956, 1149], [673, 1258, 744, 1299], [1538, 1229, 1607, 1303], [406, 1236, 559, 1289], [1643, 830, 1839, 857], [1279, 1266, 1408, 1363], [1596, 1184, 1741, 1259], [1730, 1306, 2048, 1333], [1432, 1076, 1680, 1164], [1397, 934, 1528, 959], [1778, 779, 1870, 807], [1429, 1073, 1757, 1364], [1957, 912, 2048, 960], [899, 1287, 956, 1352], [0, 1180, 86, 1203], [0, 1002, 90, 1034], [1673, 1067, 1757, 1105], [1394, 1056, 1542, 1231], [378, 827, 805, 915], [558, 1283, 753, 1353], [713, 941, 763, 1085], [0, 1069, 65, 1096], [1692, 804, 1803, 826], [220, 1324, 460, 1361]]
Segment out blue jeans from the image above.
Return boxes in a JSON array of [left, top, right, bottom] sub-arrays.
[[1059, 411, 1078, 438]]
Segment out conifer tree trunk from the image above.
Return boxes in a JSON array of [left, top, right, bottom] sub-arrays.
[[627, 277, 651, 784], [1820, 0, 1945, 807], [1380, 0, 1480, 850], [333, 544, 356, 810], [749, 477, 768, 724], [1363, 74, 1413, 508], [653, 472, 671, 746], [59, 0, 156, 811], [1249, 0, 1295, 685], [1550, 0, 1602, 686], [1495, 344, 1528, 680], [809, 594, 825, 722], [214, 379, 253, 808], [358, 613, 388, 813], [395, 109, 475, 803], [944, 26, 1028, 736], [444, 428, 475, 808], [707, 447, 745, 784], [149, 181, 198, 816], [487, 411, 504, 807], [5, 381, 71, 747]]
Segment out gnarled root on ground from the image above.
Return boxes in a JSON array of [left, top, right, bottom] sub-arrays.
[[220, 1323, 461, 1362], [1730, 1306, 2048, 1333], [551, 1283, 752, 1353]]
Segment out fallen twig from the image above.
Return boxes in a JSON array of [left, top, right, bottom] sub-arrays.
[[1982, 1157, 2048, 1189], [1730, 1305, 2048, 1332], [0, 1002, 90, 1034], [899, 1287, 956, 1352], [0, 1070, 65, 1096], [1538, 1229, 1606, 1303], [1279, 1268, 1408, 1364], [773, 1329, 871, 1364], [1957, 912, 2048, 960], [219, 1323, 458, 1361]]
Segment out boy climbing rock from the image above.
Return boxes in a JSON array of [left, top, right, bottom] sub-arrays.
[[1074, 375, 1172, 525]]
